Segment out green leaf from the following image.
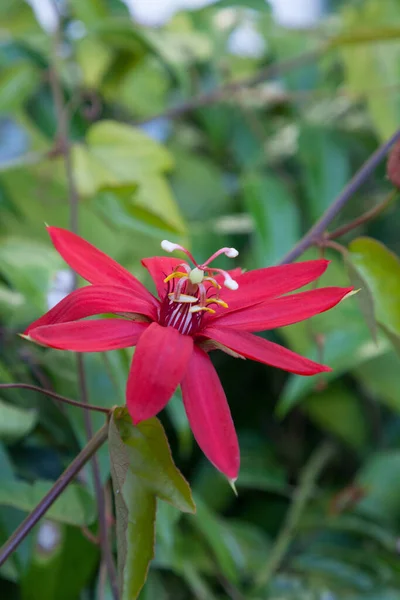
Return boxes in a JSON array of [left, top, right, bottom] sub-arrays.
[[298, 126, 350, 221], [303, 384, 368, 450], [0, 236, 63, 311], [242, 171, 300, 266], [72, 120, 173, 197], [345, 255, 378, 342], [278, 324, 387, 416], [0, 481, 96, 526], [353, 351, 400, 413], [72, 121, 186, 233], [69, 0, 108, 25], [349, 237, 400, 351], [0, 62, 38, 111], [20, 524, 99, 600], [114, 408, 195, 512], [356, 451, 400, 523], [109, 408, 195, 600], [340, 3, 400, 139], [190, 496, 238, 584], [0, 399, 37, 442], [214, 0, 270, 10]]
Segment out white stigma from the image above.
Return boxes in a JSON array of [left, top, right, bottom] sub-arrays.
[[161, 240, 182, 253], [225, 248, 239, 258]]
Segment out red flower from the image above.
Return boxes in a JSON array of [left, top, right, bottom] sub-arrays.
[[25, 227, 352, 480]]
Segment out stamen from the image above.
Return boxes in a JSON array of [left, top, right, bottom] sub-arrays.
[[203, 276, 221, 289], [168, 293, 198, 303], [206, 298, 229, 308], [161, 240, 197, 265], [189, 306, 215, 314], [163, 271, 187, 283]]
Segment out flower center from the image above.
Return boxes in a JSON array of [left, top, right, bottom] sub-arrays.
[[158, 241, 239, 335]]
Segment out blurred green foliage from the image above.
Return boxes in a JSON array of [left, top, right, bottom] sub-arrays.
[[2, 0, 400, 598]]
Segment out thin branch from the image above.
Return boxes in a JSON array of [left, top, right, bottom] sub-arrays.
[[77, 355, 119, 600], [0, 383, 110, 414], [48, 19, 119, 600], [136, 47, 324, 125], [0, 423, 108, 567], [280, 129, 400, 264], [327, 189, 397, 240], [254, 442, 335, 590]]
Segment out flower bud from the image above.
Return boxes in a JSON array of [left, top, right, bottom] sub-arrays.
[[387, 140, 400, 188]]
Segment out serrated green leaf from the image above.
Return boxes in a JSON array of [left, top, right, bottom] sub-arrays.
[[114, 408, 195, 513], [109, 409, 195, 600], [0, 399, 37, 442], [0, 481, 96, 526]]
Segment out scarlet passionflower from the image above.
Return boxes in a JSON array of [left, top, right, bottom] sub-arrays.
[[24, 227, 352, 480]]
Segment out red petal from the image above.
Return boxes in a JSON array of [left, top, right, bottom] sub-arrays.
[[25, 285, 157, 333], [141, 256, 185, 299], [27, 319, 148, 351], [210, 287, 353, 332], [181, 346, 239, 479], [202, 326, 330, 375], [48, 227, 156, 304], [126, 322, 193, 423], [220, 260, 329, 313]]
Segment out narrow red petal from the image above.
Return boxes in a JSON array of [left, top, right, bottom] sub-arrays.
[[27, 320, 148, 351], [126, 322, 193, 423], [220, 260, 330, 313], [141, 256, 185, 299], [25, 285, 157, 333], [181, 346, 239, 479], [210, 287, 353, 332], [47, 227, 156, 304], [202, 326, 330, 375]]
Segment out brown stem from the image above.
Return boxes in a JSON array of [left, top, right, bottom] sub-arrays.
[[280, 129, 400, 264], [0, 424, 108, 566], [327, 189, 397, 240], [136, 47, 324, 125], [0, 383, 110, 414]]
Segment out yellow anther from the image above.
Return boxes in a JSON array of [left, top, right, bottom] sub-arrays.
[[164, 272, 187, 283], [206, 298, 229, 309], [189, 306, 215, 314], [204, 276, 221, 289], [168, 293, 198, 303]]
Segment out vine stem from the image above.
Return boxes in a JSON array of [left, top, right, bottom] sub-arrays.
[[0, 383, 110, 414], [326, 189, 396, 240], [280, 129, 400, 264], [48, 14, 119, 599], [0, 424, 108, 567], [137, 47, 324, 124], [255, 442, 335, 590]]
